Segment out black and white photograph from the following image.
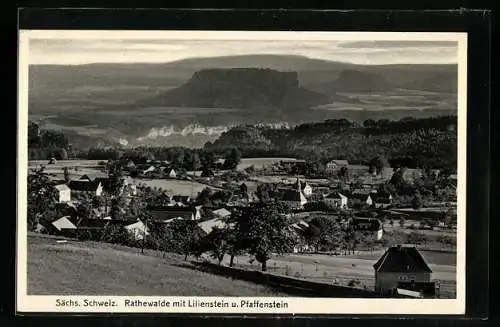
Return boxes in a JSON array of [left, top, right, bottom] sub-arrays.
[[17, 30, 467, 314]]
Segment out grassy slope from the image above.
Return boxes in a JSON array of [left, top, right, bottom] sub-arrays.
[[27, 234, 286, 296]]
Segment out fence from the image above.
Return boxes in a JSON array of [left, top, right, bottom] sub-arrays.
[[189, 261, 385, 298]]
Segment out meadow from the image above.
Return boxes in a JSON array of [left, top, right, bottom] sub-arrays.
[[27, 233, 286, 296], [224, 250, 457, 299]]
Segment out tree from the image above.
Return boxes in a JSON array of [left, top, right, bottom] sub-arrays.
[[58, 148, 68, 160], [304, 216, 344, 252], [63, 167, 71, 182], [239, 183, 248, 197], [411, 192, 423, 210], [196, 187, 213, 206], [368, 156, 389, 175], [233, 202, 295, 271], [107, 160, 124, 197], [164, 219, 201, 261], [337, 166, 349, 181], [199, 227, 229, 265], [191, 152, 202, 174], [100, 223, 133, 245], [110, 196, 127, 220], [27, 167, 59, 231], [224, 148, 241, 170]]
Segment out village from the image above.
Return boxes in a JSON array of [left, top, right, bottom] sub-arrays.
[[28, 153, 458, 299]]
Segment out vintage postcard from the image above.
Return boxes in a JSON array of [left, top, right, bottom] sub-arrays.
[[17, 30, 467, 314]]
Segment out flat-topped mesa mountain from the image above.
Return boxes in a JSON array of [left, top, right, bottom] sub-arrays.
[[138, 68, 331, 109]]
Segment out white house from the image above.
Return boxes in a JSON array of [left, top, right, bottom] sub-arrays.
[[325, 159, 349, 173], [164, 168, 177, 179], [323, 192, 348, 209], [54, 184, 71, 203], [351, 217, 384, 240], [67, 180, 103, 197], [124, 220, 149, 241]]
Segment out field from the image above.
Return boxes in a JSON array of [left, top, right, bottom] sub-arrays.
[[135, 179, 219, 196], [224, 250, 457, 298], [28, 160, 108, 180], [27, 233, 286, 296]]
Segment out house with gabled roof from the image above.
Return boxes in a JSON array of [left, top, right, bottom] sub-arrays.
[[164, 167, 177, 179], [325, 159, 349, 173], [124, 220, 149, 241], [323, 192, 348, 209], [172, 195, 192, 205], [54, 184, 71, 203], [50, 216, 78, 237], [197, 218, 231, 237], [79, 174, 93, 182], [291, 177, 313, 196], [212, 208, 232, 219], [373, 245, 433, 296], [147, 206, 201, 223], [351, 217, 383, 240], [67, 180, 103, 197], [282, 182, 308, 210]]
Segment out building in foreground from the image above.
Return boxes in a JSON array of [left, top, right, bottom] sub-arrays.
[[373, 245, 437, 298]]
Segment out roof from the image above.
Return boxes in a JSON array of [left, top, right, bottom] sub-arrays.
[[282, 189, 307, 202], [351, 217, 382, 231], [124, 220, 148, 230], [328, 159, 349, 166], [325, 192, 347, 200], [77, 218, 136, 229], [54, 184, 71, 192], [68, 180, 101, 192], [164, 168, 176, 174], [350, 193, 372, 201], [147, 207, 195, 222], [351, 188, 374, 195], [172, 195, 191, 202], [198, 218, 227, 234], [212, 208, 231, 218], [373, 245, 432, 273], [52, 216, 77, 231], [79, 174, 93, 181]]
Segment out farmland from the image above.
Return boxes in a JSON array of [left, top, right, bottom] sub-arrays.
[[135, 179, 219, 196], [27, 233, 286, 296]]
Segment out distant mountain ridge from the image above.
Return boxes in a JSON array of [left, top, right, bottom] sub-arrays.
[[29, 55, 458, 103], [27, 54, 458, 148]]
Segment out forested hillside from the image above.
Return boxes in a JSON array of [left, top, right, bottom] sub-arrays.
[[205, 116, 457, 170]]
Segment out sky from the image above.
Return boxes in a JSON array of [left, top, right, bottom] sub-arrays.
[[26, 31, 460, 65]]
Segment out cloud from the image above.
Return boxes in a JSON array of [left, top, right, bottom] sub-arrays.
[[28, 38, 458, 65], [338, 40, 458, 48]]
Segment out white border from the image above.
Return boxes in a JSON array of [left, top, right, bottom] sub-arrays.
[[17, 30, 467, 314]]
